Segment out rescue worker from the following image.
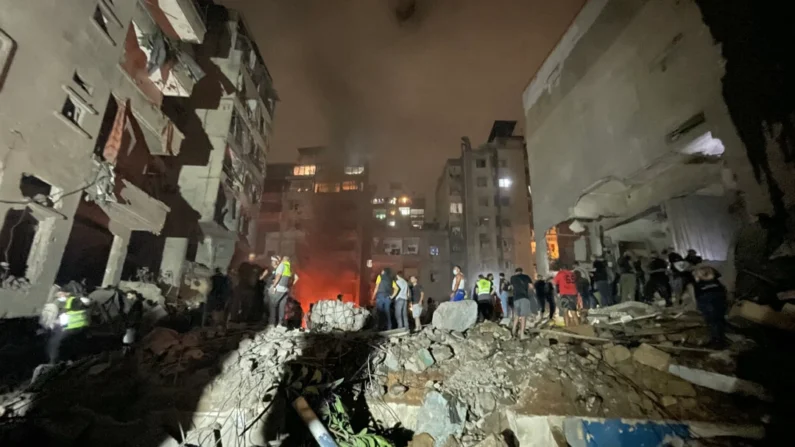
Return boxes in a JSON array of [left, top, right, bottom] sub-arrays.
[[49, 281, 91, 363], [475, 275, 494, 321], [268, 255, 299, 326]]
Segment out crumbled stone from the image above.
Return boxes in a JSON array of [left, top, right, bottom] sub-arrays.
[[632, 343, 671, 372], [432, 300, 478, 332], [432, 345, 454, 362], [416, 391, 467, 447], [603, 344, 631, 366]]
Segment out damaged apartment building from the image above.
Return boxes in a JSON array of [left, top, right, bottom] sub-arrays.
[[0, 0, 276, 317], [523, 0, 794, 283]]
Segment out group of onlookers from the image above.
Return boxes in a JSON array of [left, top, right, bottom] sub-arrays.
[[371, 268, 434, 331]]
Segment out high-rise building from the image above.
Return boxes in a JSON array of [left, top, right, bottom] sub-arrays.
[[0, 1, 275, 316], [435, 121, 535, 291], [258, 147, 371, 306]]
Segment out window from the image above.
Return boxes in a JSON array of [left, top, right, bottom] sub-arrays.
[[411, 220, 423, 229], [450, 202, 463, 214], [93, 5, 110, 35], [500, 196, 510, 206], [372, 198, 384, 204], [289, 180, 313, 192], [342, 180, 359, 191], [451, 243, 462, 253], [399, 206, 410, 216], [499, 159, 508, 168], [499, 178, 512, 188], [345, 166, 364, 175], [293, 165, 316, 176], [476, 177, 487, 187], [479, 233, 490, 243], [410, 208, 424, 219], [478, 216, 490, 226], [451, 225, 462, 236], [387, 220, 396, 227], [501, 238, 514, 252], [475, 159, 486, 168], [288, 201, 299, 211], [73, 71, 92, 96], [387, 197, 397, 205], [61, 96, 86, 126], [315, 182, 340, 193], [478, 197, 489, 207], [430, 246, 440, 256], [374, 209, 387, 220], [500, 218, 512, 227]]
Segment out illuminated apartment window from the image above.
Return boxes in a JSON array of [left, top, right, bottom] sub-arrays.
[[293, 164, 316, 176], [430, 246, 439, 256], [342, 180, 359, 191], [399, 206, 410, 216], [410, 208, 424, 219], [499, 178, 512, 188], [389, 209, 396, 216], [411, 220, 423, 229], [450, 202, 463, 214], [344, 166, 364, 175], [315, 182, 340, 193], [387, 220, 396, 227], [388, 197, 397, 205], [374, 209, 387, 220], [399, 196, 410, 204], [478, 216, 490, 226], [372, 198, 384, 204]]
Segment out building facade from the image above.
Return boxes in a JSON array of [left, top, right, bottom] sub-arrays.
[[522, 0, 759, 277], [259, 148, 371, 307], [435, 124, 535, 294], [0, 0, 274, 317]]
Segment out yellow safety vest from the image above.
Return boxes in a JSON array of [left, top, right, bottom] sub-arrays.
[[281, 261, 292, 277], [63, 296, 88, 330], [476, 279, 491, 295], [277, 261, 293, 288]]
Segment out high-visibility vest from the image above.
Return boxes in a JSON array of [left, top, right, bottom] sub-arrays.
[[278, 261, 293, 288], [476, 279, 491, 295], [62, 296, 88, 330]]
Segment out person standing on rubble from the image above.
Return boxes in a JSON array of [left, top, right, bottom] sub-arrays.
[[617, 253, 637, 303], [409, 275, 425, 332], [394, 271, 410, 329], [644, 251, 673, 306], [554, 264, 580, 326], [687, 266, 728, 348], [450, 265, 466, 302], [372, 268, 398, 330], [269, 255, 299, 326], [592, 256, 613, 306], [475, 274, 494, 322], [48, 281, 91, 363], [498, 272, 512, 322], [510, 267, 533, 339], [208, 268, 231, 327], [534, 274, 555, 320]]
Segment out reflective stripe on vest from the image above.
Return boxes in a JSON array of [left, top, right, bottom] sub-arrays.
[[277, 261, 292, 288], [476, 279, 491, 295], [64, 296, 88, 330]]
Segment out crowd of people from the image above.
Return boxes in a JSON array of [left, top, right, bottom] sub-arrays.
[[370, 268, 436, 332]]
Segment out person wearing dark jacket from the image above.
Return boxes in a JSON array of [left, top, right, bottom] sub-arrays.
[[644, 252, 672, 306], [687, 266, 727, 348], [534, 275, 555, 320]]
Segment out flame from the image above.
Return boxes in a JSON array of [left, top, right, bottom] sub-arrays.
[[292, 267, 361, 311]]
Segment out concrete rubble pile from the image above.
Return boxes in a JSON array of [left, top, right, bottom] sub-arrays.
[[309, 299, 370, 332]]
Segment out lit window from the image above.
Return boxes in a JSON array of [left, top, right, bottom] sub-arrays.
[[367, 259, 373, 268], [450, 202, 463, 214], [345, 166, 364, 175], [315, 182, 340, 193], [430, 246, 439, 256], [293, 165, 316, 176], [388, 197, 397, 205], [342, 180, 359, 191], [410, 209, 424, 218], [372, 198, 384, 204], [389, 209, 396, 216], [399, 196, 410, 204], [399, 206, 410, 216], [374, 209, 386, 220], [499, 178, 512, 188], [387, 220, 396, 227], [478, 216, 490, 226], [411, 220, 423, 229]]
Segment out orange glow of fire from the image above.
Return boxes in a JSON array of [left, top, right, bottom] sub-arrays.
[[292, 267, 361, 311]]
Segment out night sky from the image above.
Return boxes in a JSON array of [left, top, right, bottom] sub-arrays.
[[225, 0, 585, 213]]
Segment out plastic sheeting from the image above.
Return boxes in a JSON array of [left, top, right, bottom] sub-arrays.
[[666, 195, 739, 261]]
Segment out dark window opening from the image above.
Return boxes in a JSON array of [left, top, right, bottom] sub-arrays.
[[0, 209, 37, 278], [20, 174, 53, 206], [93, 5, 110, 34], [73, 71, 92, 96]]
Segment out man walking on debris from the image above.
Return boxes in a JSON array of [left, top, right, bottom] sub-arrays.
[[554, 264, 579, 326], [409, 275, 424, 332], [534, 274, 555, 320], [475, 274, 494, 322], [498, 272, 512, 322], [373, 268, 399, 330], [394, 271, 410, 329], [268, 255, 298, 326], [450, 265, 466, 302], [48, 281, 91, 363], [510, 267, 533, 339], [644, 251, 672, 306]]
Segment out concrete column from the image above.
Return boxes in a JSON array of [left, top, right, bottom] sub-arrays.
[[534, 229, 550, 277], [160, 237, 188, 287], [588, 222, 603, 258], [102, 224, 131, 287]]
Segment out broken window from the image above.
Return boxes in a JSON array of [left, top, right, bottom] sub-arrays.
[[0, 209, 38, 278], [61, 96, 85, 126], [92, 4, 113, 39]]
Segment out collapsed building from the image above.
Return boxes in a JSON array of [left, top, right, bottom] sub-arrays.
[[0, 0, 276, 317], [523, 0, 795, 286]]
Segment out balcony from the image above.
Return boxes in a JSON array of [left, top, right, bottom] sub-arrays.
[[146, 0, 207, 44]]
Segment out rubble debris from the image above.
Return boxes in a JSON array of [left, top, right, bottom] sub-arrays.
[[415, 391, 467, 447], [667, 364, 771, 401], [632, 343, 671, 372], [310, 299, 370, 332], [603, 344, 632, 366], [432, 300, 477, 332], [118, 281, 165, 305], [472, 434, 508, 446], [728, 300, 795, 331], [777, 290, 795, 301], [587, 301, 659, 325], [408, 433, 435, 447]]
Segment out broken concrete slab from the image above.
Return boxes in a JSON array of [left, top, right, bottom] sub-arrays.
[[667, 364, 771, 401], [603, 344, 631, 366], [431, 345, 454, 362], [728, 300, 795, 332], [632, 343, 671, 372], [432, 300, 478, 332], [565, 325, 596, 338], [141, 327, 180, 356], [416, 391, 467, 447]]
